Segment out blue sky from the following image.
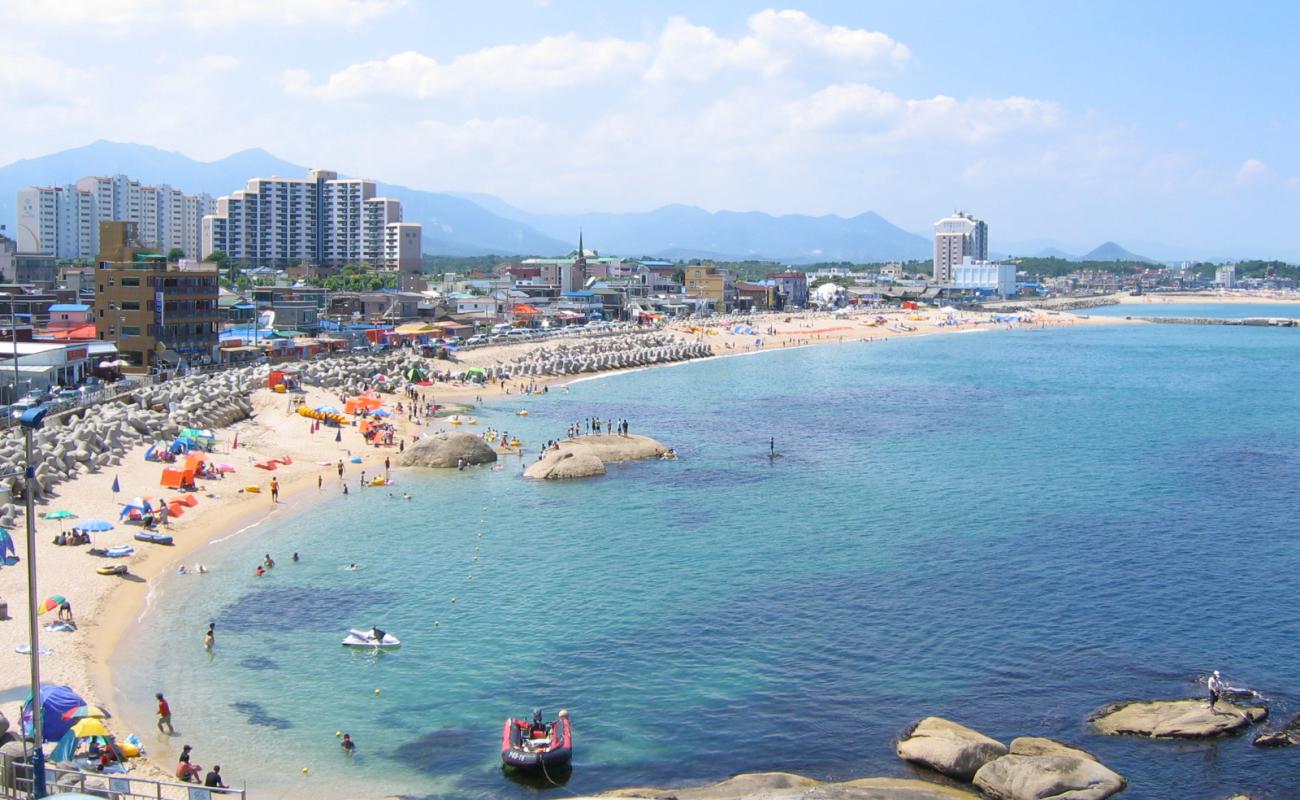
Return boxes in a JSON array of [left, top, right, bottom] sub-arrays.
[[1, 0, 1297, 258]]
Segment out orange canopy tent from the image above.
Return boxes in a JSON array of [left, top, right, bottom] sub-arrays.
[[160, 468, 195, 489], [184, 452, 209, 471], [345, 395, 384, 414]]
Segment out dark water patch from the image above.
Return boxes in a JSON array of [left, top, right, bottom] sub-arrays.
[[217, 585, 398, 632], [231, 701, 293, 730], [237, 656, 279, 671], [392, 727, 481, 774]]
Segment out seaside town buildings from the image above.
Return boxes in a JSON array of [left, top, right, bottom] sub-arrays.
[[1215, 264, 1237, 289], [200, 169, 423, 282], [17, 174, 216, 261], [92, 221, 219, 372], [932, 212, 987, 283]]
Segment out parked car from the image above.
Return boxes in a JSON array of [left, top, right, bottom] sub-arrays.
[[465, 334, 489, 346]]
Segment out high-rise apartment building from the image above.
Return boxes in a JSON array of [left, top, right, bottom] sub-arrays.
[[16, 175, 215, 262], [932, 212, 988, 284], [201, 169, 422, 269]]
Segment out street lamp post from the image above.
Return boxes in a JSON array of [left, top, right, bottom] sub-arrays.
[[20, 405, 48, 798]]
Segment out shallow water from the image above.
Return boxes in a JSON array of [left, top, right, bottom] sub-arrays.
[[113, 319, 1300, 799]]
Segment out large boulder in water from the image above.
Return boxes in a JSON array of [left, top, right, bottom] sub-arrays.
[[896, 717, 1008, 781], [397, 432, 496, 469], [1091, 699, 1267, 738], [565, 433, 665, 462], [973, 745, 1126, 800], [524, 449, 606, 480]]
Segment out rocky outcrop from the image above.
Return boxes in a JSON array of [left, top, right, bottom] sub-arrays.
[[896, 717, 1008, 781], [586, 771, 978, 799], [525, 449, 606, 480], [397, 432, 497, 468], [973, 750, 1126, 800], [1008, 738, 1097, 761], [1091, 699, 1267, 738], [524, 434, 667, 481], [1252, 712, 1300, 748]]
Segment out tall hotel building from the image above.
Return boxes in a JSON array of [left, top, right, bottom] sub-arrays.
[[201, 169, 422, 272], [16, 175, 215, 261], [932, 212, 988, 284]]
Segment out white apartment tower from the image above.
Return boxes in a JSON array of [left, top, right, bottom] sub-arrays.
[[933, 212, 988, 284], [16, 174, 214, 261], [202, 169, 421, 269]]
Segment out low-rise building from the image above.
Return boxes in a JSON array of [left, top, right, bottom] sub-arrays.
[[950, 257, 1017, 298], [683, 265, 736, 311], [92, 221, 219, 371], [766, 271, 809, 307]]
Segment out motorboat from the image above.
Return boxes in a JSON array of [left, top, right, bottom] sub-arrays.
[[501, 709, 571, 772], [341, 627, 400, 649]]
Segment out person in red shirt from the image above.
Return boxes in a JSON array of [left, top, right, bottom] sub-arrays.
[[156, 693, 174, 734]]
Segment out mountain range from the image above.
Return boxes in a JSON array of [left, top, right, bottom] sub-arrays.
[[0, 141, 935, 263], [2, 141, 1222, 265]]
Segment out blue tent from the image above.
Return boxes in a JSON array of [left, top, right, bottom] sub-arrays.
[[22, 684, 85, 743], [0, 529, 16, 567]]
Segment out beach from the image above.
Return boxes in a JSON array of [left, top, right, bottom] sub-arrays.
[[0, 306, 1124, 786]]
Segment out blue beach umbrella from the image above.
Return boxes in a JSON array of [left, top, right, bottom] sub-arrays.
[[76, 519, 114, 532]]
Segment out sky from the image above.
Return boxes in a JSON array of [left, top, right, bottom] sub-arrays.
[[1, 0, 1298, 258]]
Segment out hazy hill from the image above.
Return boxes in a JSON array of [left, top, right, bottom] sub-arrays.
[[1079, 241, 1156, 263]]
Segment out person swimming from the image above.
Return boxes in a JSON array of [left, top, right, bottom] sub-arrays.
[[345, 563, 362, 571], [401, 492, 412, 500]]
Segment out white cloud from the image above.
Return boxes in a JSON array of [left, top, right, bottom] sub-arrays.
[[1234, 158, 1271, 184], [287, 35, 649, 100], [288, 9, 908, 100], [0, 50, 88, 104], [9, 0, 400, 31], [646, 9, 909, 82], [198, 54, 240, 73]]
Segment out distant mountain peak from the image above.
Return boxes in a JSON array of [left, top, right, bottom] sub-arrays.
[[1080, 241, 1155, 263]]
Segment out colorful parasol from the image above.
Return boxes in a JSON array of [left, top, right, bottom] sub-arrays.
[[62, 704, 112, 721], [38, 595, 67, 615]]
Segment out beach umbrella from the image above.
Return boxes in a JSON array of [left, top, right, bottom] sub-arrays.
[[38, 595, 67, 615], [42, 510, 77, 532], [62, 704, 112, 721], [372, 409, 391, 417], [316, 405, 340, 414], [69, 718, 109, 739], [77, 519, 114, 532]]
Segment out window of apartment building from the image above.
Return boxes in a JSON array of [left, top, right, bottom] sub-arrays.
[[121, 301, 140, 311], [122, 276, 140, 286], [122, 326, 140, 336]]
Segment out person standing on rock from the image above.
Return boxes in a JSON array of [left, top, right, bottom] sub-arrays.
[[1207, 670, 1223, 712]]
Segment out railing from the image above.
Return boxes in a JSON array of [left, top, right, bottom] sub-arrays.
[[0, 758, 245, 800]]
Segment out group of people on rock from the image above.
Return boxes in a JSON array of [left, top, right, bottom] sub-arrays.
[[566, 417, 631, 438]]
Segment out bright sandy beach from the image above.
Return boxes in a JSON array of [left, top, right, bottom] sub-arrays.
[[0, 306, 1122, 787]]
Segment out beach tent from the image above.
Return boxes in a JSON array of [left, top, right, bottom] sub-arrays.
[[403, 366, 427, 382], [119, 497, 153, 518], [159, 468, 195, 489], [22, 684, 85, 743], [464, 367, 486, 378], [179, 428, 216, 449], [184, 452, 209, 472]]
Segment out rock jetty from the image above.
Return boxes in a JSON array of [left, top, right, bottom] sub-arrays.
[[897, 718, 1125, 800], [524, 434, 667, 480], [497, 332, 712, 378], [1091, 699, 1268, 738]]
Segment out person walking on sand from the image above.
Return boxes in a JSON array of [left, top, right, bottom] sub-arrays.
[[159, 502, 169, 527], [270, 477, 279, 503], [337, 459, 344, 479], [1207, 670, 1223, 712], [156, 693, 174, 734]]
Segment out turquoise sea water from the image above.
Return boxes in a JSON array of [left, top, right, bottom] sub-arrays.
[[112, 318, 1300, 799], [1087, 302, 1300, 319]]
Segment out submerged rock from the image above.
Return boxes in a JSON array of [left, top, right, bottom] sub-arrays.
[[1091, 699, 1267, 738], [594, 771, 978, 799], [397, 432, 497, 469], [896, 717, 1008, 781]]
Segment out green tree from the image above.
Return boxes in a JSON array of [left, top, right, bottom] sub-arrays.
[[166, 247, 186, 262]]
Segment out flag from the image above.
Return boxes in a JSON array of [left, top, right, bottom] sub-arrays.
[[334, 429, 342, 443], [111, 475, 120, 495], [232, 432, 239, 450]]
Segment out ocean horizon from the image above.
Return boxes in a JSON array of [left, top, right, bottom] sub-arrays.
[[111, 316, 1300, 799]]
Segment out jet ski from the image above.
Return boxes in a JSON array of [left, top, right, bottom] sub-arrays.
[[341, 627, 400, 649]]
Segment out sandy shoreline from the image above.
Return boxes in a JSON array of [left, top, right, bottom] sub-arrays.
[[0, 306, 1120, 787]]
